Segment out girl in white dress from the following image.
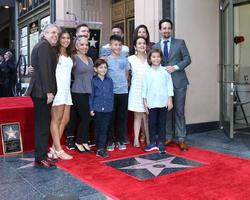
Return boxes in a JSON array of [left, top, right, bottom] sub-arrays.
[[128, 37, 150, 147], [48, 29, 73, 160]]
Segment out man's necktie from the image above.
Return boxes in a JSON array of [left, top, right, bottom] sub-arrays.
[[164, 40, 169, 60]]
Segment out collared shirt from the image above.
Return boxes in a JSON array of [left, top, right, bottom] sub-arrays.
[[160, 37, 179, 70], [89, 76, 113, 112], [107, 54, 130, 94], [142, 66, 174, 109]]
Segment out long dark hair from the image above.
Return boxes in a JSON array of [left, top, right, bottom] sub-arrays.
[[129, 24, 151, 55], [56, 28, 73, 59]]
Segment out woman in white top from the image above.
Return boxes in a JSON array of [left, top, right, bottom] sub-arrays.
[[48, 29, 73, 160], [128, 36, 150, 147]]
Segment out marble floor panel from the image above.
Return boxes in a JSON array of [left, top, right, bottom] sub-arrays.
[[0, 153, 106, 200]]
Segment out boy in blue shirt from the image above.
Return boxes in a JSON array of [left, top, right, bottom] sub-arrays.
[[89, 59, 113, 158], [106, 35, 130, 151]]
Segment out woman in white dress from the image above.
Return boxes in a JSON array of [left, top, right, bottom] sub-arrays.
[[48, 29, 73, 160], [128, 36, 150, 147]]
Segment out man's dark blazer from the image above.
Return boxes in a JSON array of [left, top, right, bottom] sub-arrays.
[[152, 38, 191, 88], [26, 39, 57, 98]]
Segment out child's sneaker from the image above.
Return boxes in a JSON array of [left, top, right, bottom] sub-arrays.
[[157, 142, 166, 154], [117, 142, 126, 150], [96, 149, 109, 158], [107, 142, 115, 151], [144, 143, 159, 151]]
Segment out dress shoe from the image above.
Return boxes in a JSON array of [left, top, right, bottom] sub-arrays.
[[34, 159, 57, 169], [164, 139, 174, 146], [178, 142, 189, 151]]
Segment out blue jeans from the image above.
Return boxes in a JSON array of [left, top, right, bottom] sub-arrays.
[[95, 112, 112, 150], [148, 107, 167, 144]]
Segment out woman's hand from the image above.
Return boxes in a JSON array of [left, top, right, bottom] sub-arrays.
[[143, 99, 149, 115]]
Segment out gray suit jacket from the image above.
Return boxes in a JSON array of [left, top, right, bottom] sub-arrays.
[[152, 38, 191, 88]]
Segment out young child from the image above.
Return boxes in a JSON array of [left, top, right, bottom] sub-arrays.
[[89, 59, 113, 158], [142, 49, 174, 154], [106, 35, 130, 151]]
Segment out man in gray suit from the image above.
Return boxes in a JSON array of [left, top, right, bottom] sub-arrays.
[[153, 19, 191, 151]]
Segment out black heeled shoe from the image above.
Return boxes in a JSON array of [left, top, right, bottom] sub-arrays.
[[75, 143, 85, 153]]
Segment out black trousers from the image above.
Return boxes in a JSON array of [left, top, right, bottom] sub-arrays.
[[107, 93, 128, 144], [32, 97, 51, 162], [148, 107, 167, 144], [71, 93, 91, 144], [94, 112, 112, 150]]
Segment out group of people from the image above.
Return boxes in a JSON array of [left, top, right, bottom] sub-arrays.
[[0, 51, 16, 97], [27, 18, 191, 169]]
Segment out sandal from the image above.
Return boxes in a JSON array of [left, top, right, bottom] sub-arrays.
[[47, 147, 58, 160], [140, 133, 146, 144], [55, 150, 73, 160], [133, 142, 140, 148]]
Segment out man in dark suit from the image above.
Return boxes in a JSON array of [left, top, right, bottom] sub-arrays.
[[27, 24, 60, 168], [153, 19, 191, 151]]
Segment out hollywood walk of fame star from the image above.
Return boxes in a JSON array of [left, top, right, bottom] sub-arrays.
[[89, 36, 97, 48], [17, 158, 35, 169], [120, 157, 193, 176], [5, 127, 17, 140]]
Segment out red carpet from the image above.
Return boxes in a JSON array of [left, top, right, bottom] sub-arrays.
[[57, 145, 250, 200]]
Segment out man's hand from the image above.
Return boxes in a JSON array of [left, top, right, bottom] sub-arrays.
[[47, 93, 54, 104], [166, 66, 176, 73]]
